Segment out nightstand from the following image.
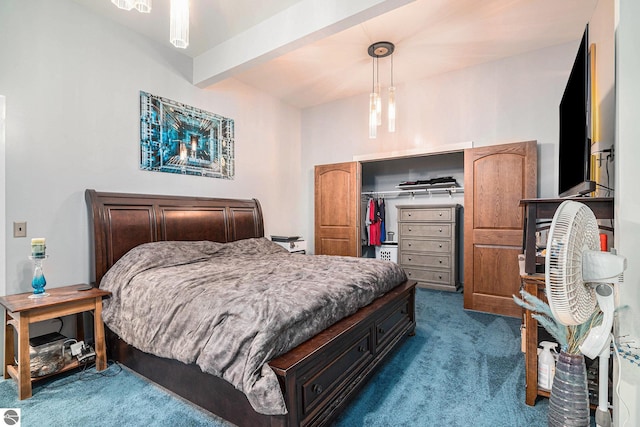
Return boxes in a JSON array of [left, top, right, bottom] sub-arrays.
[[272, 239, 306, 254], [0, 284, 111, 399]]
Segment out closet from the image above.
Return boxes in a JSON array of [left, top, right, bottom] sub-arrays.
[[314, 140, 537, 317]]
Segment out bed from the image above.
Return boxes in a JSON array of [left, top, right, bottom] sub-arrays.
[[86, 189, 416, 427]]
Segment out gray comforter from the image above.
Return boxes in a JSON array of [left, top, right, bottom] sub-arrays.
[[100, 238, 407, 415]]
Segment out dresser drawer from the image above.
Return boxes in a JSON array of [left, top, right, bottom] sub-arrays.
[[403, 267, 450, 284], [400, 238, 450, 253], [399, 208, 452, 222], [400, 223, 452, 238], [400, 253, 450, 268]]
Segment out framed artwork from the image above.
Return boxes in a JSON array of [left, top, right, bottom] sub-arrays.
[[139, 91, 235, 179]]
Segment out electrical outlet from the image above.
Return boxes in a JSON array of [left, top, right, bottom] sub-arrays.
[[13, 221, 27, 238]]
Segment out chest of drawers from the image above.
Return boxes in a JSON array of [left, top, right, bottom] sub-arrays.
[[397, 204, 461, 292]]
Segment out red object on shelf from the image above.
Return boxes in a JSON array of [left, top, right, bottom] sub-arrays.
[[600, 233, 608, 251]]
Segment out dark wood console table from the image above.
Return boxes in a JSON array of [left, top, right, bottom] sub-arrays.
[[519, 197, 614, 274]]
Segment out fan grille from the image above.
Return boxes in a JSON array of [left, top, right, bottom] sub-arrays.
[[545, 201, 598, 325]]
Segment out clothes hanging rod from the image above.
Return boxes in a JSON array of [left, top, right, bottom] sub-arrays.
[[361, 187, 464, 196]]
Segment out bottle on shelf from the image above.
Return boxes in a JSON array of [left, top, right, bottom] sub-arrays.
[[538, 341, 558, 390]]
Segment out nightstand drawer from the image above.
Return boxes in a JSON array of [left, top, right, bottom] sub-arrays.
[[274, 240, 307, 253], [400, 223, 451, 238], [400, 239, 450, 253]]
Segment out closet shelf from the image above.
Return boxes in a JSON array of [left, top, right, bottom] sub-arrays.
[[361, 186, 464, 197]]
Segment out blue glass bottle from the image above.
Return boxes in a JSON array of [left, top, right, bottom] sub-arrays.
[[29, 256, 49, 298]]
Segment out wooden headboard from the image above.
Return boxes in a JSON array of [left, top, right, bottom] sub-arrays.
[[86, 189, 264, 286]]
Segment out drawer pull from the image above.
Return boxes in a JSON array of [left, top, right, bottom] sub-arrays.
[[439, 244, 442, 248], [312, 384, 323, 394], [439, 275, 443, 280], [439, 260, 443, 264], [439, 212, 443, 216], [408, 213, 412, 217], [358, 345, 366, 353], [378, 327, 386, 335], [408, 227, 412, 231], [407, 271, 412, 276], [439, 228, 443, 232], [408, 257, 412, 262], [408, 243, 412, 247]]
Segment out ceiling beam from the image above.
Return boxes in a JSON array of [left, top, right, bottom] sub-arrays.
[[193, 0, 414, 88]]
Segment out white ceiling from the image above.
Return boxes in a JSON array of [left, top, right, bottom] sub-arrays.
[[74, 0, 598, 108]]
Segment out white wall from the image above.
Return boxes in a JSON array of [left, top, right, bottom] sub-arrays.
[[614, 0, 640, 424], [300, 42, 580, 250], [0, 0, 302, 298]]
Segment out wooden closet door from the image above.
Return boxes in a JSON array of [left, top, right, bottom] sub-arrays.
[[463, 141, 537, 317], [314, 162, 361, 256]]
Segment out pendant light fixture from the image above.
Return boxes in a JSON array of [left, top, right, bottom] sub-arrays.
[[170, 0, 190, 49], [367, 41, 396, 139], [111, 0, 134, 10], [111, 0, 151, 13], [111, 0, 190, 49], [134, 0, 152, 13]]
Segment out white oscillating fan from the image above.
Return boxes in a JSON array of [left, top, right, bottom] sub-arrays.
[[545, 200, 626, 427]]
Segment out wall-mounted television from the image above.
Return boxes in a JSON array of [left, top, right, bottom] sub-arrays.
[[558, 24, 595, 198]]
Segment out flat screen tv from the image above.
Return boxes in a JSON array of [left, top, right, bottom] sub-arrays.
[[558, 25, 595, 198]]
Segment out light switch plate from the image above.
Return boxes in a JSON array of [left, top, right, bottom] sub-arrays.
[[13, 221, 27, 237]]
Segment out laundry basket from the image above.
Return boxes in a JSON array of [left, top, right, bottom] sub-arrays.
[[375, 244, 398, 263]]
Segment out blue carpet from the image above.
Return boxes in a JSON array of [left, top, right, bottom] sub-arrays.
[[0, 289, 552, 426], [332, 289, 550, 426]]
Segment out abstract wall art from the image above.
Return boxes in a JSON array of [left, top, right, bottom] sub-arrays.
[[139, 91, 235, 179]]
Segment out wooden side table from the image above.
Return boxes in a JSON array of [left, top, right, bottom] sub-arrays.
[[0, 284, 111, 399], [521, 274, 548, 405]]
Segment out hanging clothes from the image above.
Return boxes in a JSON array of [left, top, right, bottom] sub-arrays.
[[362, 197, 372, 245], [369, 198, 381, 246], [378, 197, 386, 243]]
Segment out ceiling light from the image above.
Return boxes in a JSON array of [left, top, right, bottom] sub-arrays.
[[134, 0, 152, 13], [111, 0, 134, 10], [111, 0, 190, 50], [367, 42, 396, 139], [170, 0, 190, 49]]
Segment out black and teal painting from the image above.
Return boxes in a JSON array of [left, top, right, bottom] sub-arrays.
[[139, 91, 234, 179]]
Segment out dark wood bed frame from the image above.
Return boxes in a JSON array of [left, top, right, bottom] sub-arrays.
[[86, 189, 416, 427]]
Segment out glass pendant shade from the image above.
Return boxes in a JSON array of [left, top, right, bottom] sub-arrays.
[[369, 93, 378, 139], [170, 0, 190, 49], [112, 0, 134, 10], [375, 82, 382, 126], [388, 86, 396, 132], [134, 0, 152, 13]]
